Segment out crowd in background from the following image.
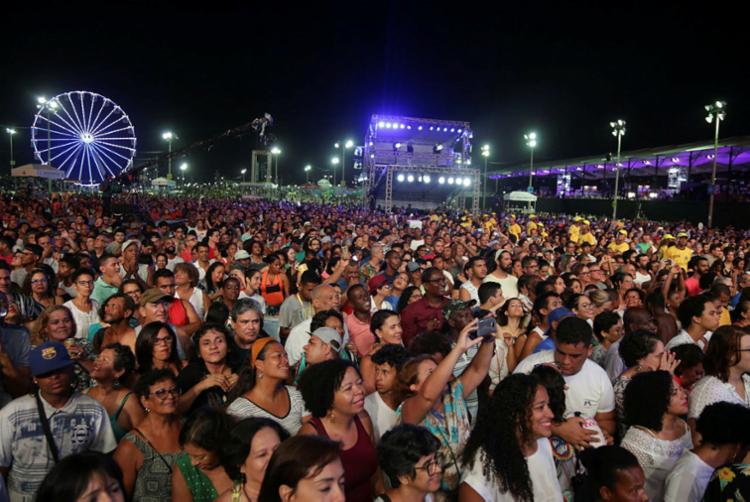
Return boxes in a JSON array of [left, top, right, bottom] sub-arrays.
[[1, 190, 750, 501]]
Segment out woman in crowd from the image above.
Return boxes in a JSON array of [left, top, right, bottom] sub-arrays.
[[567, 293, 595, 326], [299, 359, 379, 501], [369, 275, 395, 313], [88, 343, 145, 442], [620, 370, 692, 501], [375, 424, 442, 502], [33, 304, 94, 387], [228, 266, 267, 313], [22, 267, 62, 321], [613, 330, 677, 437], [171, 409, 233, 502], [135, 321, 184, 375], [36, 451, 126, 502], [385, 272, 409, 308], [588, 288, 614, 317], [370, 309, 404, 346], [216, 417, 290, 502], [399, 319, 493, 497], [579, 446, 648, 502], [120, 278, 145, 308], [175, 262, 209, 321], [590, 311, 623, 367], [114, 369, 183, 501], [260, 252, 289, 313], [226, 337, 305, 434], [396, 285, 422, 313], [688, 325, 750, 425], [494, 297, 527, 359], [177, 323, 241, 413], [204, 262, 227, 302], [217, 276, 242, 314], [62, 268, 100, 339], [459, 373, 562, 502], [257, 435, 346, 502]]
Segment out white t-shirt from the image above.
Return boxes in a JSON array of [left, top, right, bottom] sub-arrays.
[[483, 274, 519, 300], [364, 392, 399, 440], [284, 317, 350, 367], [459, 281, 480, 304], [688, 375, 750, 419], [664, 449, 714, 502], [665, 329, 712, 351], [515, 350, 615, 418], [634, 271, 651, 287], [604, 340, 625, 382], [63, 299, 101, 340], [461, 440, 563, 502], [226, 386, 305, 435]]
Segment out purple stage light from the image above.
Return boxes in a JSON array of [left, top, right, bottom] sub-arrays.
[[418, 126, 423, 131], [400, 124, 405, 129], [407, 125, 412, 130], [378, 121, 385, 128]]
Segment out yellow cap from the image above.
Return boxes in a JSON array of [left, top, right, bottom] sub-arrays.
[[619, 229, 628, 235], [677, 232, 688, 238], [663, 234, 675, 240], [529, 214, 537, 219], [583, 220, 591, 226], [573, 216, 583, 222]]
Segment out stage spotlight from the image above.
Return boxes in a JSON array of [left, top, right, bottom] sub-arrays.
[[407, 175, 414, 183], [429, 126, 434, 131], [393, 143, 401, 150], [378, 121, 385, 128], [417, 176, 423, 182], [397, 174, 405, 182], [418, 126, 423, 131], [399, 124, 405, 129], [423, 175, 431, 183], [433, 144, 444, 154], [385, 122, 392, 128], [463, 177, 472, 187], [443, 127, 448, 132], [457, 129, 462, 133], [407, 125, 412, 130], [438, 176, 445, 184], [450, 128, 455, 132], [448, 177, 454, 184], [407, 142, 414, 154]]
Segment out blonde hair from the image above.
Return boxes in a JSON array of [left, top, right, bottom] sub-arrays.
[[32, 305, 77, 346]]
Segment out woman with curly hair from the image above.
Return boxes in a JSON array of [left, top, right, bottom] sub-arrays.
[[620, 370, 692, 501], [459, 373, 561, 502]]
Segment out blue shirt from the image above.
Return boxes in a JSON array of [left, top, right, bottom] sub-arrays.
[[0, 323, 31, 408]]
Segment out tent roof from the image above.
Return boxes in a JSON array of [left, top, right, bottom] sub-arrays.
[[11, 164, 67, 180]]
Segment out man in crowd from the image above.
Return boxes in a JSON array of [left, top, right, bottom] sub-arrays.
[[91, 254, 122, 306], [483, 250, 518, 299], [401, 267, 450, 347], [278, 270, 320, 343]]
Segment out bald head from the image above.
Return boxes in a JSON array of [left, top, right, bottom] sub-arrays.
[[311, 284, 337, 312], [623, 307, 657, 335]]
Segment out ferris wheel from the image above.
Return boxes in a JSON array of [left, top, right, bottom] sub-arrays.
[[31, 91, 137, 185]]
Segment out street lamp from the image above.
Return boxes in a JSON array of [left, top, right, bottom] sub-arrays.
[[270, 146, 281, 185], [5, 128, 17, 172], [162, 131, 177, 179], [705, 101, 726, 228], [241, 168, 247, 183], [36, 96, 60, 192], [610, 119, 626, 220], [304, 164, 312, 183], [480, 144, 490, 210], [179, 162, 188, 184], [334, 139, 354, 186], [524, 131, 538, 192]]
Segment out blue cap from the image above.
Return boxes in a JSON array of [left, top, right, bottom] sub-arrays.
[[30, 341, 75, 377], [548, 307, 574, 323]]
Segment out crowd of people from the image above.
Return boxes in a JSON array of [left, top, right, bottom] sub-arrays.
[[1, 189, 750, 502]]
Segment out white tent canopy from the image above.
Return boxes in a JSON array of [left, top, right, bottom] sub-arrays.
[[11, 164, 67, 180], [504, 190, 537, 202]]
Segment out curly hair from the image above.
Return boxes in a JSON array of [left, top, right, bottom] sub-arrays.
[[461, 373, 540, 502], [298, 359, 358, 418], [378, 424, 440, 488], [617, 330, 661, 368], [531, 365, 566, 422], [623, 370, 672, 431]]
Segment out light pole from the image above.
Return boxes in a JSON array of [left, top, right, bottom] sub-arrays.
[[36, 96, 59, 192], [241, 168, 247, 183], [334, 139, 354, 186], [610, 119, 626, 221], [331, 156, 340, 185], [304, 164, 312, 184], [481, 144, 490, 210], [179, 162, 188, 185], [162, 131, 176, 179], [705, 101, 726, 228], [5, 128, 16, 173], [270, 147, 281, 185], [524, 131, 537, 192]]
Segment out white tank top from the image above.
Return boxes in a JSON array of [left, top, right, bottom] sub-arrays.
[[178, 287, 205, 320]]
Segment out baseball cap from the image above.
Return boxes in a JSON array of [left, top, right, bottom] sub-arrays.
[[618, 229, 628, 236], [406, 262, 421, 273], [573, 216, 583, 222], [139, 288, 173, 307], [368, 274, 391, 295], [121, 239, 141, 253], [30, 341, 75, 377], [582, 220, 591, 226], [234, 250, 251, 260], [677, 232, 688, 238], [662, 234, 675, 240], [548, 307, 574, 323], [443, 299, 476, 319], [311, 327, 342, 352]]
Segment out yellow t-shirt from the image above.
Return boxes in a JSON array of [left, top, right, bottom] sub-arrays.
[[527, 221, 538, 233], [720, 307, 731, 327], [508, 223, 521, 238], [666, 246, 693, 271], [578, 232, 597, 247], [568, 225, 580, 244], [607, 242, 630, 254]]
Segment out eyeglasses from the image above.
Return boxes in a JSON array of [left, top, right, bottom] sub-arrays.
[[414, 454, 444, 474], [154, 336, 173, 346], [426, 277, 446, 284], [151, 387, 180, 400], [76, 280, 94, 286], [31, 278, 48, 284]]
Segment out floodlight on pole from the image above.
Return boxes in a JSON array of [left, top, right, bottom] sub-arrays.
[[705, 101, 726, 228], [240, 167, 247, 183], [481, 144, 491, 210], [270, 147, 281, 185], [609, 119, 626, 221], [304, 164, 312, 183], [5, 128, 17, 171], [524, 131, 538, 192], [162, 131, 176, 179]]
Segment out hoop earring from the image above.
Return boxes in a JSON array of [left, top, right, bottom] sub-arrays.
[[144, 407, 151, 414], [113, 378, 121, 389]]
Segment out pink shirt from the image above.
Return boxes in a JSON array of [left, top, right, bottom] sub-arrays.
[[345, 313, 376, 356]]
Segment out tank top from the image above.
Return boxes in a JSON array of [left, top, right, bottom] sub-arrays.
[[178, 287, 205, 320], [110, 392, 132, 442], [168, 297, 189, 326], [123, 430, 178, 502], [260, 270, 284, 307], [310, 416, 377, 502], [175, 452, 219, 502]]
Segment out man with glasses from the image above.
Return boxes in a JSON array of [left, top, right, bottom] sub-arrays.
[[10, 244, 41, 289], [0, 341, 116, 500], [401, 267, 449, 347]]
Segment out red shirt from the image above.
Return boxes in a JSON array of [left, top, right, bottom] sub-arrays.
[[684, 276, 701, 297], [400, 297, 448, 347]]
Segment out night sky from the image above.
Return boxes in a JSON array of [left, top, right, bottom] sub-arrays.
[[2, 4, 747, 184]]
